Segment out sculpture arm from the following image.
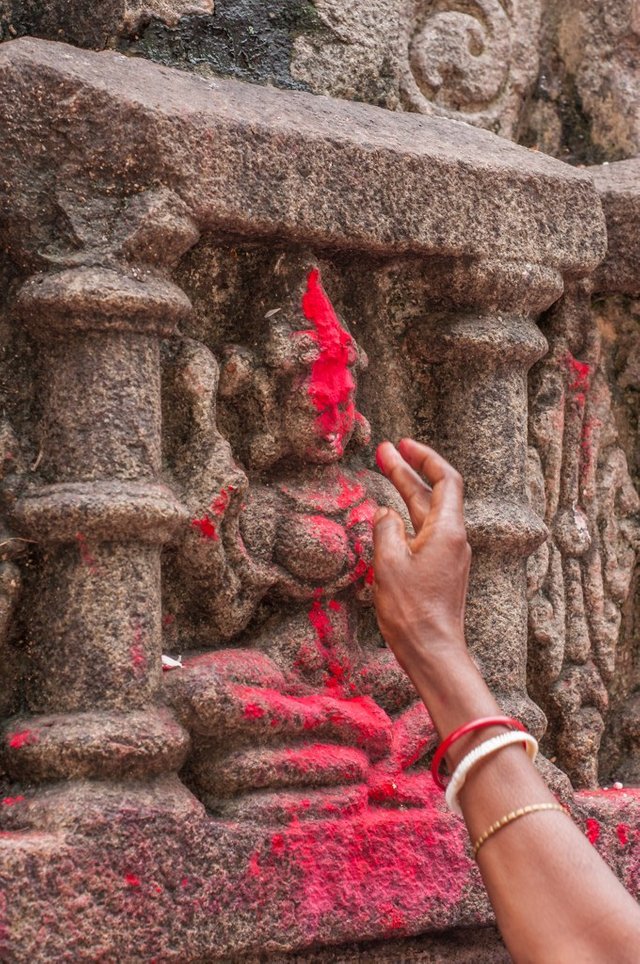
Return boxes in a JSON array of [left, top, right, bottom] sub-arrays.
[[373, 438, 640, 964], [167, 339, 277, 639]]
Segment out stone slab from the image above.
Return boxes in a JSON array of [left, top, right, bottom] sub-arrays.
[[0, 38, 606, 273], [591, 159, 640, 296]]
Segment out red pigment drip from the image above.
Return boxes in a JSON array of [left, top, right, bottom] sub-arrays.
[[301, 269, 355, 448], [585, 818, 600, 844], [308, 599, 349, 693], [8, 729, 36, 750], [1, 796, 24, 806], [191, 516, 218, 541], [565, 353, 591, 407], [617, 823, 629, 846]]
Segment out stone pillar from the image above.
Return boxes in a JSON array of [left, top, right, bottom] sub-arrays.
[[1, 215, 198, 817], [423, 263, 562, 736]]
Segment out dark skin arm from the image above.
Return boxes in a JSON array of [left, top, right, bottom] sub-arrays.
[[373, 438, 640, 964]]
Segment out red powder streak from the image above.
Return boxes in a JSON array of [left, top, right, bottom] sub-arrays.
[[301, 269, 355, 444], [336, 475, 365, 509], [564, 353, 591, 410], [309, 599, 332, 645], [131, 645, 146, 671], [8, 730, 36, 750], [617, 823, 629, 846], [1, 796, 24, 806], [244, 703, 266, 720], [308, 600, 350, 694], [586, 818, 600, 844], [75, 531, 98, 572], [346, 500, 376, 528], [191, 516, 219, 541]]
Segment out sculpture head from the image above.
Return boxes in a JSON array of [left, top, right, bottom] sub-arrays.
[[219, 266, 370, 471]]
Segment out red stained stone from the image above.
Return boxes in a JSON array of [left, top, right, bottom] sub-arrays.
[[191, 516, 218, 540], [8, 729, 36, 750], [585, 817, 600, 844], [617, 823, 629, 845]]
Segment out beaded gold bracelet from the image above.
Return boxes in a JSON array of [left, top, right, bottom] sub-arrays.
[[473, 802, 567, 859]]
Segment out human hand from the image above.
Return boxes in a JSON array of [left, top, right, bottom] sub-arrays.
[[372, 439, 471, 672]]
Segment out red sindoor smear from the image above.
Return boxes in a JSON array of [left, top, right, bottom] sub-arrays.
[[301, 269, 355, 443]]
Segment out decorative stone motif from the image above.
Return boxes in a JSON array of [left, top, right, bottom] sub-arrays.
[[527, 280, 640, 788], [400, 0, 542, 136]]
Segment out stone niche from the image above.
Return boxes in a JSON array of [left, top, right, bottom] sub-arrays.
[[0, 37, 639, 964]]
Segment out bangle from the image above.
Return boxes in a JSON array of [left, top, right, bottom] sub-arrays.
[[431, 716, 526, 790], [473, 802, 568, 859], [445, 731, 539, 815]]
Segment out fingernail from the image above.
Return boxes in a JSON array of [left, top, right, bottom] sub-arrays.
[[374, 507, 388, 523]]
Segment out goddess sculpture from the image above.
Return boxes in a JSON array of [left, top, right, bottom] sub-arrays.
[[164, 261, 437, 822]]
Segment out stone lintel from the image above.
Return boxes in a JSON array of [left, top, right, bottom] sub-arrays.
[[591, 159, 640, 297], [0, 38, 606, 279]]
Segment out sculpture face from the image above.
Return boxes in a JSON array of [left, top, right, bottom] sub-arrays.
[[284, 268, 358, 464]]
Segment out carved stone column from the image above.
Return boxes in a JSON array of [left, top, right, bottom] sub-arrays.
[[422, 263, 563, 737], [1, 195, 199, 820]]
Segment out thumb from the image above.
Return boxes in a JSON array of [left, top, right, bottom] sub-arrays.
[[373, 506, 407, 565]]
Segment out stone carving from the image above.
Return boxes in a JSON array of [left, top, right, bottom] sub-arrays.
[[527, 281, 640, 788], [401, 0, 541, 136], [164, 259, 439, 820]]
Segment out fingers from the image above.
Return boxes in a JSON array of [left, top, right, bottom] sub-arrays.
[[372, 506, 408, 574], [376, 441, 432, 530], [396, 438, 464, 518]]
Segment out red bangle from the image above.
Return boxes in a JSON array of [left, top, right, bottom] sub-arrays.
[[431, 716, 527, 790]]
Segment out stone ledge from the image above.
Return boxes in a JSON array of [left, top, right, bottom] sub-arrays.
[[0, 38, 606, 275], [591, 159, 640, 296]]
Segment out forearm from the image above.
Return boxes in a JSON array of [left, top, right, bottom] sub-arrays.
[[404, 641, 640, 963]]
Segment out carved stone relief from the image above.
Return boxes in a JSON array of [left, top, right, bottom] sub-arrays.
[[162, 253, 439, 821], [527, 281, 640, 789], [290, 0, 541, 136], [400, 0, 542, 136]]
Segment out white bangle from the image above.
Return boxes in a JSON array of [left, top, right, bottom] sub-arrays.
[[445, 731, 539, 815]]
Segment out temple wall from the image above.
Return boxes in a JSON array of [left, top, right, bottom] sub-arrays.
[[0, 4, 639, 962]]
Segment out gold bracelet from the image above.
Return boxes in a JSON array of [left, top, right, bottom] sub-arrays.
[[473, 802, 567, 859]]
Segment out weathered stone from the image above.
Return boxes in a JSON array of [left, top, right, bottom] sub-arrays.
[[0, 39, 606, 272], [0, 29, 639, 964], [592, 159, 640, 297]]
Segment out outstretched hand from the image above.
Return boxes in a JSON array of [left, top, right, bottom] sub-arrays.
[[372, 439, 471, 673]]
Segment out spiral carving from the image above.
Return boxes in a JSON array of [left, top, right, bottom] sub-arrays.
[[405, 0, 513, 116]]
